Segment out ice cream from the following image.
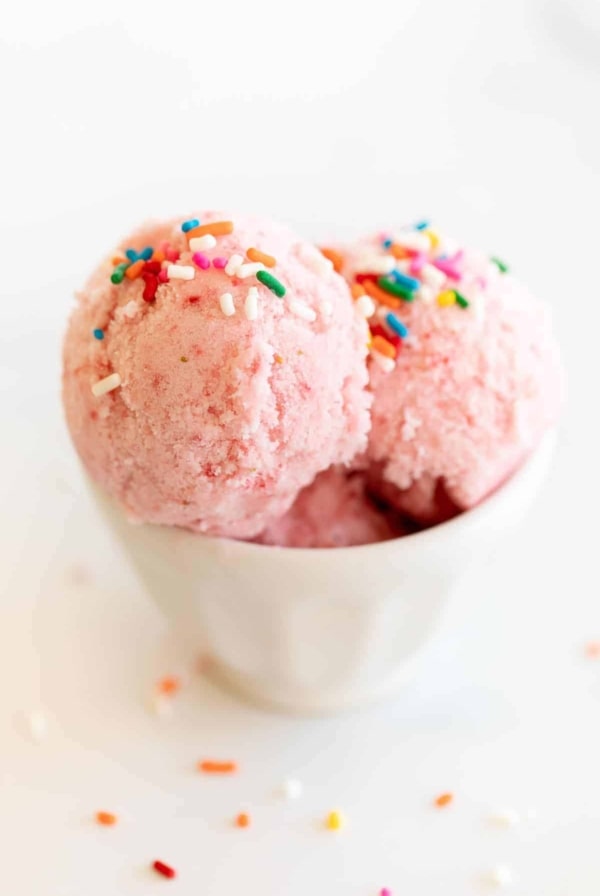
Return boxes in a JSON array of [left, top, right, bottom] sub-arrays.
[[338, 224, 563, 525], [62, 213, 371, 538], [254, 466, 409, 548]]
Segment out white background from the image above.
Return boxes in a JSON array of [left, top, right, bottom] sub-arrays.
[[1, 0, 599, 893]]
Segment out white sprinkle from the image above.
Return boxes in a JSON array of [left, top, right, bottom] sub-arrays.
[[120, 299, 139, 320], [355, 294, 376, 318], [418, 285, 435, 304], [237, 262, 265, 279], [371, 349, 395, 373], [244, 287, 259, 320], [355, 254, 395, 275], [320, 300, 333, 318], [225, 253, 243, 276], [489, 809, 521, 829], [91, 373, 122, 397], [27, 711, 47, 743], [288, 299, 317, 322], [282, 778, 303, 800], [421, 263, 446, 290], [220, 292, 236, 316], [394, 231, 430, 252], [189, 234, 217, 252], [487, 864, 513, 888], [297, 244, 333, 276], [167, 264, 195, 280]]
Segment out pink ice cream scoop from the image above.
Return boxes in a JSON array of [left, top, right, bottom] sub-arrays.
[[254, 466, 409, 548], [62, 213, 371, 538], [339, 225, 563, 525]]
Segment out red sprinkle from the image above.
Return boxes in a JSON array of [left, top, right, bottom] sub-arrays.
[[188, 295, 200, 304], [369, 323, 401, 349], [165, 247, 180, 263], [158, 269, 169, 283], [143, 260, 162, 275], [152, 860, 176, 879], [355, 272, 380, 285], [142, 273, 158, 302]]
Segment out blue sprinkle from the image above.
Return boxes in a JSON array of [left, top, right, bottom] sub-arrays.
[[385, 312, 409, 339], [382, 238, 393, 249], [125, 248, 138, 262], [389, 269, 420, 291], [126, 246, 154, 262], [414, 219, 430, 231], [93, 328, 104, 340], [140, 246, 153, 260], [182, 218, 200, 233]]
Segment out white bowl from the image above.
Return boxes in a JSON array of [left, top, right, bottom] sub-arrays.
[[89, 434, 556, 714]]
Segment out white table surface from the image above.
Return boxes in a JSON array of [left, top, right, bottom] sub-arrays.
[[1, 1, 599, 893]]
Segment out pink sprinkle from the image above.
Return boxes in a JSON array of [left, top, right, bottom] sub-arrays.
[[380, 890, 392, 896], [193, 252, 211, 270], [158, 268, 169, 283], [476, 275, 487, 289], [159, 240, 170, 253], [166, 248, 180, 262], [212, 257, 227, 269], [409, 252, 426, 275], [432, 257, 461, 281]]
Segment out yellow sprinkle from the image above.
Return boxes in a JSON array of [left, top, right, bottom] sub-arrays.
[[437, 289, 456, 307], [326, 810, 344, 830], [424, 229, 440, 249], [274, 353, 284, 364], [180, 356, 188, 362]]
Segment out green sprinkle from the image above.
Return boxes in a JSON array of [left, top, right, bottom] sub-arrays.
[[376, 276, 416, 301], [256, 269, 286, 297], [455, 291, 469, 308], [491, 256, 509, 273], [110, 262, 130, 284]]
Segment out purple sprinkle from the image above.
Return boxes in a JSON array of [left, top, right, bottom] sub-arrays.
[[192, 252, 211, 270], [212, 257, 228, 269]]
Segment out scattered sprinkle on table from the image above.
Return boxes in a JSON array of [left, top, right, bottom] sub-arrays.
[[235, 812, 250, 828], [198, 760, 238, 774], [156, 675, 181, 695], [256, 269, 286, 297], [93, 328, 104, 340], [282, 778, 302, 800], [91, 373, 121, 397], [95, 811, 117, 826], [487, 864, 513, 888], [152, 860, 176, 880], [489, 808, 521, 828], [434, 792, 453, 808], [325, 810, 344, 830]]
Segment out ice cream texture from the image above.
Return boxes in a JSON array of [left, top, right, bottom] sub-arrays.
[[62, 213, 371, 538]]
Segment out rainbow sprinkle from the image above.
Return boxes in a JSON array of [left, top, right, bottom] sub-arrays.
[[181, 218, 200, 233], [93, 328, 104, 340], [256, 269, 286, 297]]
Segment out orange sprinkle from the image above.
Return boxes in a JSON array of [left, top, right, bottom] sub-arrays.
[[198, 760, 238, 774], [186, 221, 234, 240], [434, 792, 454, 808], [363, 279, 402, 310], [235, 812, 250, 828], [319, 247, 344, 273], [585, 642, 600, 658], [157, 675, 181, 695], [351, 282, 366, 299], [274, 353, 284, 364], [112, 255, 126, 266], [247, 247, 276, 268], [125, 259, 145, 279], [371, 335, 397, 359], [389, 243, 410, 260], [151, 249, 165, 263], [96, 811, 118, 826]]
